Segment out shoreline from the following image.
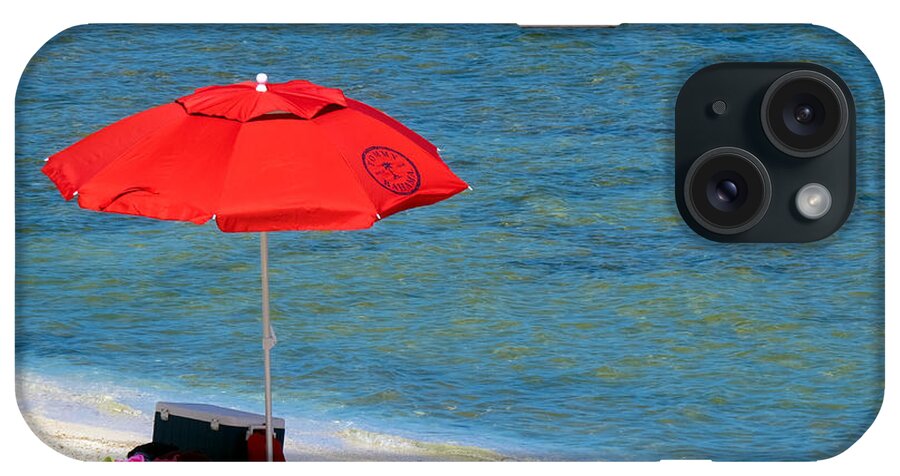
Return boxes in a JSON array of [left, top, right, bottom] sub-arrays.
[[16, 371, 508, 462]]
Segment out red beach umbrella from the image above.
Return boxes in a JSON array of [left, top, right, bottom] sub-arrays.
[[42, 74, 468, 461]]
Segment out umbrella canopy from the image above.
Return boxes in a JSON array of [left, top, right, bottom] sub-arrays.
[[42, 74, 468, 461], [43, 74, 468, 231]]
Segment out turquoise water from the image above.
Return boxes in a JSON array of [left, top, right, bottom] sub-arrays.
[[15, 24, 883, 460]]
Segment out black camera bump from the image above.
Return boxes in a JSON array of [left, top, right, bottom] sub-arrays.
[[675, 63, 855, 243]]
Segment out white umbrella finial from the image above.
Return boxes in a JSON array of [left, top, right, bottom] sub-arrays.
[[256, 73, 268, 92]]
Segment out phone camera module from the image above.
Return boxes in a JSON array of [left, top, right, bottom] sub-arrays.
[[676, 63, 855, 241]]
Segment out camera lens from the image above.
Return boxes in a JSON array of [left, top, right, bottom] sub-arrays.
[[793, 104, 815, 124], [715, 180, 739, 203], [761, 70, 849, 158], [708, 175, 746, 212], [684, 147, 771, 235]]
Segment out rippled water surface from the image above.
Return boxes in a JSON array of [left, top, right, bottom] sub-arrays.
[[16, 24, 884, 460]]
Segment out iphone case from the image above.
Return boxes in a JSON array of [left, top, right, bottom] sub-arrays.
[[15, 24, 884, 461]]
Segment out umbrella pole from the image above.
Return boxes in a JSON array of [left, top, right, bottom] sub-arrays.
[[260, 232, 275, 462]]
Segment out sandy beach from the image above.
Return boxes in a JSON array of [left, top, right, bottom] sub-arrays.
[[22, 412, 507, 462], [17, 372, 506, 462], [23, 413, 148, 461]]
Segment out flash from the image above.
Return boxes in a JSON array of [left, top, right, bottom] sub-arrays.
[[795, 183, 832, 220]]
